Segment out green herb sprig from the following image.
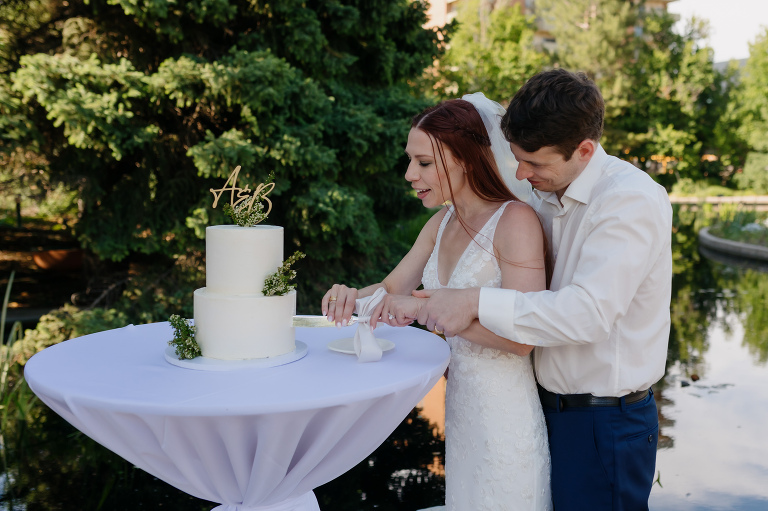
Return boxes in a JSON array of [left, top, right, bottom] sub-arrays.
[[263, 251, 306, 296], [223, 201, 268, 227], [168, 314, 201, 360], [223, 172, 275, 227]]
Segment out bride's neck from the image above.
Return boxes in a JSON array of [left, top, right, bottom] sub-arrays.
[[451, 195, 498, 223]]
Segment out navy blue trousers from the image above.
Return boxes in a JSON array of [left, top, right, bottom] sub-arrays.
[[542, 390, 658, 511]]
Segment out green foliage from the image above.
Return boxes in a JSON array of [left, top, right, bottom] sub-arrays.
[[736, 152, 768, 193], [732, 30, 768, 192], [537, 0, 743, 186], [670, 177, 737, 198], [707, 206, 768, 248], [1, 0, 449, 312], [736, 269, 768, 363], [436, 1, 546, 101], [167, 314, 200, 360], [263, 250, 306, 297], [1, 271, 31, 436], [537, 0, 638, 87], [16, 305, 130, 362], [734, 29, 768, 153], [222, 201, 267, 228]]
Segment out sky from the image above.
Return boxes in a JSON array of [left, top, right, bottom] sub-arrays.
[[667, 0, 768, 62]]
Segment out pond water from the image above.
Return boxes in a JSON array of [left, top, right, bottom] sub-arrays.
[[650, 305, 768, 510], [3, 207, 768, 510]]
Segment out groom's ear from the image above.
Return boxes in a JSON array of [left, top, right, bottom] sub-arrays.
[[575, 139, 597, 162]]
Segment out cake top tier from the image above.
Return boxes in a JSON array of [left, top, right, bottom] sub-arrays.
[[204, 224, 284, 295]]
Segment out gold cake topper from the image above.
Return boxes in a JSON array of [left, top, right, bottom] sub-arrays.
[[210, 166, 275, 227]]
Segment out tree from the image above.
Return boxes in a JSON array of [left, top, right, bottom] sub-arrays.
[[0, 0, 450, 311], [629, 12, 745, 185], [535, 0, 740, 186], [734, 28, 768, 193], [435, 0, 546, 102], [536, 0, 638, 131]]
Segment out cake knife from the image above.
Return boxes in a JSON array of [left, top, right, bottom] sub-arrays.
[[292, 315, 359, 327]]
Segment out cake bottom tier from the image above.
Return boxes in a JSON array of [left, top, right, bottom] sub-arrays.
[[193, 289, 296, 360]]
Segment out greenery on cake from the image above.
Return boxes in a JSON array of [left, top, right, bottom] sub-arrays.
[[222, 172, 275, 227], [263, 251, 306, 296], [168, 314, 201, 360]]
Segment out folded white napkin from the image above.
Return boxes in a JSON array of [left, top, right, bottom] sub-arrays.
[[353, 287, 387, 363]]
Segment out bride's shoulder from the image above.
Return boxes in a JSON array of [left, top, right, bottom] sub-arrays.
[[497, 201, 543, 238], [493, 201, 545, 262], [499, 200, 538, 220]]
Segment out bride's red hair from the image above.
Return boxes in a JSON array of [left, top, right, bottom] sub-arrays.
[[411, 99, 518, 204], [411, 99, 552, 286]]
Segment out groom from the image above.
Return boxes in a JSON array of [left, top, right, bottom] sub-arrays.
[[413, 69, 672, 510]]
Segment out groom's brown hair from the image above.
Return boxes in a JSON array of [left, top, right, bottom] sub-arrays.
[[501, 69, 604, 161]]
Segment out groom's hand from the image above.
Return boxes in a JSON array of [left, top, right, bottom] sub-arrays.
[[411, 288, 480, 337]]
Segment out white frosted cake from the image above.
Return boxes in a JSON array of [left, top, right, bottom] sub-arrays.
[[193, 225, 296, 360]]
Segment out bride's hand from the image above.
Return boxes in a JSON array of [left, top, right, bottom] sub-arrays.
[[371, 294, 424, 329], [322, 284, 358, 326]]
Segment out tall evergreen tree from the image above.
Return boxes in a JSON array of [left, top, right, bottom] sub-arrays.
[[0, 0, 450, 310]]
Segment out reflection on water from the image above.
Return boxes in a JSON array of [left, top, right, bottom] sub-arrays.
[[650, 206, 768, 509], [4, 205, 768, 509], [650, 305, 768, 510]]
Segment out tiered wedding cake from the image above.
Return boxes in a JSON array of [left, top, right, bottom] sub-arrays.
[[193, 224, 296, 360]]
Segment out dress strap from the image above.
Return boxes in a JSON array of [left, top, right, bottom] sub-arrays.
[[475, 201, 513, 249], [434, 206, 453, 250]]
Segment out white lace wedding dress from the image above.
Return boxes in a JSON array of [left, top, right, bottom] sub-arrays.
[[422, 202, 552, 511]]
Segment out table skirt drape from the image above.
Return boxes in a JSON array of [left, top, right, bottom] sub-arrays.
[[25, 321, 450, 510]]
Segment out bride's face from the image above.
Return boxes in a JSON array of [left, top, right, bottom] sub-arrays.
[[404, 128, 464, 208]]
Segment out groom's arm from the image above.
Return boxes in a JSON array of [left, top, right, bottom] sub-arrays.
[[411, 287, 480, 337], [480, 186, 672, 347], [411, 201, 545, 339]]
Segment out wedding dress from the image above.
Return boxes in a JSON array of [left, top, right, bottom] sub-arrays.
[[422, 202, 552, 511]]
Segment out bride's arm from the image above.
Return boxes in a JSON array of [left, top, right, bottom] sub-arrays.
[[454, 202, 547, 355], [323, 207, 448, 325]]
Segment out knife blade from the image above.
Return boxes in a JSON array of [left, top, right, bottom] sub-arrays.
[[292, 315, 359, 327]]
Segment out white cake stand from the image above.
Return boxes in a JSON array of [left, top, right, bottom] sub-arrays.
[[164, 340, 308, 371]]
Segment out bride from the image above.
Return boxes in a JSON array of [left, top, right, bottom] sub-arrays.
[[322, 93, 552, 511]]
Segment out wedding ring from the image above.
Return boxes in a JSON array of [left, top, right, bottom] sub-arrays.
[[388, 313, 395, 320], [434, 328, 444, 335], [329, 296, 337, 302]]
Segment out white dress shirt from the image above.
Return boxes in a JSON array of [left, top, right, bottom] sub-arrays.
[[479, 145, 672, 397]]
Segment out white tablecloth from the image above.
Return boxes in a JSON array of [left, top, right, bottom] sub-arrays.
[[24, 322, 450, 511]]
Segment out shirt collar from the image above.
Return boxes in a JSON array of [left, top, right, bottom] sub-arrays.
[[531, 144, 608, 208], [562, 143, 608, 205]]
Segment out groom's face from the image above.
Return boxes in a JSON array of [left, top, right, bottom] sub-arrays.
[[510, 142, 592, 199]]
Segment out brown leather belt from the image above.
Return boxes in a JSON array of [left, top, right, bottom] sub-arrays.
[[538, 384, 650, 411]]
